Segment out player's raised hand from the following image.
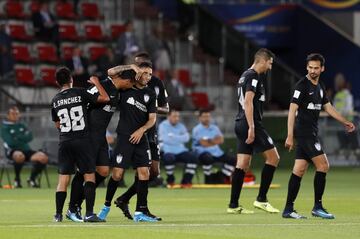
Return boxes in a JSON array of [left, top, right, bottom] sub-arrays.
[[129, 127, 145, 144], [130, 64, 141, 74], [344, 121, 355, 132], [245, 127, 255, 144], [285, 136, 294, 152], [88, 76, 100, 85]]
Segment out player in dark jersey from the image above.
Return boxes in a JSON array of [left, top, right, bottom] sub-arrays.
[[112, 52, 169, 221], [65, 64, 142, 222], [228, 48, 280, 214], [282, 53, 355, 219], [51, 67, 109, 222], [98, 61, 159, 222]]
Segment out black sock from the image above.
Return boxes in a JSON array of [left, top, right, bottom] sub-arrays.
[[118, 176, 138, 203], [314, 171, 326, 209], [136, 179, 148, 212], [30, 162, 45, 181], [229, 168, 245, 208], [104, 177, 119, 207], [95, 172, 106, 188], [83, 181, 96, 217], [257, 164, 276, 202], [14, 163, 23, 181], [285, 173, 302, 211], [69, 171, 84, 211], [56, 191, 67, 215], [181, 173, 194, 184]]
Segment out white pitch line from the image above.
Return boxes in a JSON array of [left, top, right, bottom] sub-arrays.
[[0, 223, 359, 228]]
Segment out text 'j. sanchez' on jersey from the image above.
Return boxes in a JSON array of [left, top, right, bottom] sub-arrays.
[[51, 87, 100, 142], [291, 77, 329, 137], [236, 68, 266, 125]]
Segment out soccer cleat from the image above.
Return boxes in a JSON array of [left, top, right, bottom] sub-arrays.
[[27, 179, 40, 188], [133, 211, 158, 222], [144, 210, 162, 221], [66, 209, 83, 222], [253, 200, 280, 213], [180, 183, 192, 189], [311, 207, 335, 219], [53, 214, 63, 222], [227, 206, 254, 214], [282, 210, 307, 219], [114, 199, 133, 220], [14, 180, 22, 188], [84, 214, 106, 222], [97, 205, 110, 220]]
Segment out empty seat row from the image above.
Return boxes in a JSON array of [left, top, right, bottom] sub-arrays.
[[1, 0, 102, 20], [14, 65, 57, 87]]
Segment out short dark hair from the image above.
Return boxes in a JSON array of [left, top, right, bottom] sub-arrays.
[[199, 109, 211, 116], [306, 53, 325, 66], [254, 48, 275, 62], [168, 108, 178, 116], [134, 52, 150, 60], [137, 61, 152, 69], [55, 67, 72, 86]]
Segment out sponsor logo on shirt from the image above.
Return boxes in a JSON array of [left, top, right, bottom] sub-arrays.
[[126, 97, 147, 112], [307, 103, 322, 110]]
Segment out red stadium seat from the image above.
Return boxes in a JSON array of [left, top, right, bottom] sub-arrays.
[[14, 66, 36, 86], [60, 43, 75, 61], [177, 69, 196, 87], [39, 65, 57, 87], [110, 24, 126, 40], [55, 1, 76, 19], [29, 0, 41, 14], [8, 22, 31, 41], [5, 0, 26, 19], [59, 22, 79, 41], [36, 43, 59, 63], [81, 3, 102, 19], [83, 23, 104, 41], [12, 44, 32, 63], [87, 44, 107, 61], [190, 92, 214, 110]]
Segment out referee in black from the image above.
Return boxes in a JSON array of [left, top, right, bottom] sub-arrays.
[[228, 48, 280, 214], [283, 53, 355, 219]]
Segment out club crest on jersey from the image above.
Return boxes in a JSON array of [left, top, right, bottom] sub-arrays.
[[144, 94, 150, 103], [314, 143, 321, 151], [116, 154, 123, 164], [154, 86, 160, 96]]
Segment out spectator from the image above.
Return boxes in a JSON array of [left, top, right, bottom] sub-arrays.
[[31, 1, 60, 51], [0, 106, 48, 188], [65, 46, 90, 88], [192, 109, 236, 184], [164, 70, 193, 110], [115, 21, 139, 65], [0, 23, 14, 77], [95, 47, 117, 80], [158, 110, 198, 188], [333, 73, 359, 154]]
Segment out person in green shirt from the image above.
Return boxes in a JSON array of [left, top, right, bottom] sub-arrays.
[[1, 106, 48, 188]]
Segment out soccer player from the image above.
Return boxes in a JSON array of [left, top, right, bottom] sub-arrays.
[[99, 61, 159, 222], [192, 109, 235, 184], [282, 53, 355, 219], [112, 52, 169, 221], [65, 64, 141, 222], [51, 67, 109, 222], [228, 48, 280, 214]]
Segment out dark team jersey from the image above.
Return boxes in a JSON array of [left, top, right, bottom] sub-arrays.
[[51, 87, 99, 142], [116, 86, 157, 135], [146, 75, 168, 142], [290, 77, 329, 137], [235, 69, 265, 125], [88, 77, 118, 134]]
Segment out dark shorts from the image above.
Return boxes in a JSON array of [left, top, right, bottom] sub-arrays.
[[6, 148, 37, 161], [58, 138, 96, 175], [235, 120, 275, 155], [295, 136, 325, 162], [112, 133, 152, 169], [91, 133, 110, 167]]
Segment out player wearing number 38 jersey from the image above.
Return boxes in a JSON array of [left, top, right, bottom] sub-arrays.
[[51, 67, 109, 223]]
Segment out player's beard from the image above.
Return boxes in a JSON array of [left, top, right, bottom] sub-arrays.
[[309, 73, 319, 80]]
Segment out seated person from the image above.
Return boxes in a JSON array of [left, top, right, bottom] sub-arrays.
[[192, 109, 236, 184], [158, 110, 198, 188], [1, 106, 48, 188]]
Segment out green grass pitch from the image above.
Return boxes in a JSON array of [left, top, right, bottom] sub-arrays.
[[0, 167, 359, 239]]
